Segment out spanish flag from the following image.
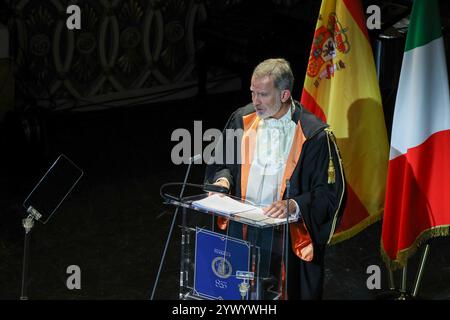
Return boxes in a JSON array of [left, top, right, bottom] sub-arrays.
[[381, 0, 450, 270], [301, 0, 389, 244]]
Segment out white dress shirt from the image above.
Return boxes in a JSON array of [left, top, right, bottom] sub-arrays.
[[245, 104, 300, 215]]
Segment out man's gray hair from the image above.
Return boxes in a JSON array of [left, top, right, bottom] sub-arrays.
[[252, 58, 294, 92]]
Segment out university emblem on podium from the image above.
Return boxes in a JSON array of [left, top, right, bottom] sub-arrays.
[[211, 256, 232, 279], [307, 13, 350, 87], [194, 228, 250, 299]]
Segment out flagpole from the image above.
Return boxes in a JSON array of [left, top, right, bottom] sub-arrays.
[[411, 244, 430, 298], [388, 268, 396, 291], [399, 261, 408, 300]]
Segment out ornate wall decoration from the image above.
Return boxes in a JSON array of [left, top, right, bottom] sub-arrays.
[[7, 0, 299, 109], [13, 1, 59, 99], [7, 0, 208, 109]]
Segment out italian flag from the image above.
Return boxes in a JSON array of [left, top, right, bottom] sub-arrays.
[[301, 0, 389, 243], [381, 0, 450, 269]]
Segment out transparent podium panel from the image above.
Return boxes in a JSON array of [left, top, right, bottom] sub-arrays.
[[20, 154, 83, 300], [23, 154, 83, 224], [174, 194, 291, 301]]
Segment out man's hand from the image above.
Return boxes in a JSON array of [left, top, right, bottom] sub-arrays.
[[208, 179, 230, 197], [263, 200, 296, 218]]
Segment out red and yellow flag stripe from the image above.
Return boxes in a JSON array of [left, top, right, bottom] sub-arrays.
[[301, 0, 389, 244]]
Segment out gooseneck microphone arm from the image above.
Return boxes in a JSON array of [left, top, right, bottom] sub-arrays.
[[160, 182, 229, 201]]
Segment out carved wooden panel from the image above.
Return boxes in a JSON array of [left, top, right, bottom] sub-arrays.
[[7, 0, 207, 108]]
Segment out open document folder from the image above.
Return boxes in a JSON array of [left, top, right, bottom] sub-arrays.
[[192, 194, 297, 225]]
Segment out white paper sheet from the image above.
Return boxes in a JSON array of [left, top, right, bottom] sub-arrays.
[[192, 194, 296, 225], [192, 194, 262, 215]]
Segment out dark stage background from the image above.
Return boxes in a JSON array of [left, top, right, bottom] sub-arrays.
[[0, 0, 450, 300]]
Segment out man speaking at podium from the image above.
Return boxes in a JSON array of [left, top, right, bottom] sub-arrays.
[[205, 58, 346, 300]]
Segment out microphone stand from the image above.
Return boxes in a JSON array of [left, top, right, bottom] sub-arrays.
[[20, 206, 42, 300], [150, 154, 200, 300], [284, 180, 290, 300]]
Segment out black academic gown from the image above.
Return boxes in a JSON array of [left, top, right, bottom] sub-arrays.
[[205, 101, 347, 300]]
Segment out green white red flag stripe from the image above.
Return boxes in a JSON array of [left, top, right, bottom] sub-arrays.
[[381, 0, 450, 269]]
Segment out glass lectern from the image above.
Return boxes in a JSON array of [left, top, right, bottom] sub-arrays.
[[167, 194, 298, 300]]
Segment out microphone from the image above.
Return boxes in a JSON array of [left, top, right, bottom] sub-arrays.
[[160, 182, 230, 201], [203, 183, 229, 194]]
